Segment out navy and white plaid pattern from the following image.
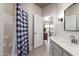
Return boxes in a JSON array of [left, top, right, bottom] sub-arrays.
[[16, 3, 29, 56]]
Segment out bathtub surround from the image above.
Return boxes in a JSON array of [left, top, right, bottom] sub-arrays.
[[3, 3, 42, 56], [4, 3, 16, 56]]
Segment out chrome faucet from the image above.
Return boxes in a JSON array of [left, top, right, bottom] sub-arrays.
[[69, 35, 78, 44]]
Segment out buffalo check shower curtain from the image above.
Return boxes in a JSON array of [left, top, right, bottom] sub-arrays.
[[16, 3, 29, 56]]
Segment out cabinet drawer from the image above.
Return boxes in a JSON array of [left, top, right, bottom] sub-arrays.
[[54, 42, 63, 55]]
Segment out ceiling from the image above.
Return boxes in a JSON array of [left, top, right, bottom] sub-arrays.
[[35, 3, 51, 8]]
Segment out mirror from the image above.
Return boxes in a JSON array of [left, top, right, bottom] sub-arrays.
[[64, 3, 79, 31]]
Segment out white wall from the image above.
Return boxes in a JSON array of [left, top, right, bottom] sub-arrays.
[[42, 4, 57, 36], [56, 3, 79, 40], [21, 3, 42, 50], [43, 3, 79, 41], [56, 3, 73, 38], [43, 4, 56, 17]]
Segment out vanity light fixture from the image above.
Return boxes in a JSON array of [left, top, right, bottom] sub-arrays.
[[58, 18, 63, 22]]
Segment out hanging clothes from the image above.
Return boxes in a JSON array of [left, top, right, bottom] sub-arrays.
[[16, 3, 29, 56]]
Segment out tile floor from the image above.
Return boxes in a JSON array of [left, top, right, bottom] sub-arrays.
[[28, 40, 49, 56]]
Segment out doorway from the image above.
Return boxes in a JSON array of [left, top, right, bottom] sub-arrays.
[[44, 16, 54, 48]]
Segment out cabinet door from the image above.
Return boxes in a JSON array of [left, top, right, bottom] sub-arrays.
[[54, 42, 63, 56], [49, 48, 54, 56], [54, 49, 61, 56], [63, 50, 71, 56], [49, 39, 54, 56], [50, 41, 72, 56]]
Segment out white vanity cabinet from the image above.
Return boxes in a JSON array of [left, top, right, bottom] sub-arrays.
[[49, 39, 72, 56]]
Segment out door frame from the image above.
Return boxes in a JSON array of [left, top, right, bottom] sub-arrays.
[[33, 14, 44, 48]]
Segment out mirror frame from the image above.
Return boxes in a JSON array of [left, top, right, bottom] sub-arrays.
[[64, 3, 79, 32]]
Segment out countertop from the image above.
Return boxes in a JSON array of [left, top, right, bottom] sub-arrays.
[[50, 36, 79, 56]]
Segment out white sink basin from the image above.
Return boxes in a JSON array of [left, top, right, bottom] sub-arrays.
[[60, 39, 79, 48], [50, 36, 79, 56]]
